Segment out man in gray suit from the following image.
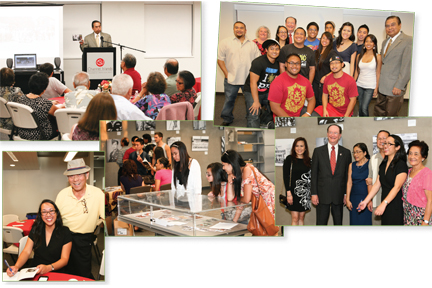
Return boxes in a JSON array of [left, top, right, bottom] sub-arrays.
[[311, 124, 351, 225], [79, 20, 112, 51], [374, 16, 412, 116]]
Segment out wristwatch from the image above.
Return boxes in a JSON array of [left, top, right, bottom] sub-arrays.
[[423, 219, 429, 224], [51, 264, 54, 271]]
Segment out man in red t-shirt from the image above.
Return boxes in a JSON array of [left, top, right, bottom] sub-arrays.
[[121, 53, 142, 94], [268, 53, 315, 118], [315, 55, 358, 117], [123, 136, 139, 161]]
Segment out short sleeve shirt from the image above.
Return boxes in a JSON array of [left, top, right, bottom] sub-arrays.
[[243, 55, 280, 95], [42, 77, 68, 99], [277, 44, 316, 79], [17, 96, 55, 140], [323, 73, 358, 115], [268, 72, 314, 117]]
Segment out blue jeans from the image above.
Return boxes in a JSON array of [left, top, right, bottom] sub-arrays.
[[244, 91, 271, 128], [357, 86, 374, 117], [220, 78, 243, 123]]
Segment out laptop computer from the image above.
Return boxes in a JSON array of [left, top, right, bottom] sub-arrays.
[[14, 54, 37, 71]]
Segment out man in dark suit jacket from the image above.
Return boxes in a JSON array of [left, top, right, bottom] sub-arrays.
[[79, 20, 112, 52], [311, 124, 351, 225], [374, 16, 412, 116]]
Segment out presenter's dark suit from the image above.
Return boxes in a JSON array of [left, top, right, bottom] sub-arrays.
[[311, 144, 351, 225]]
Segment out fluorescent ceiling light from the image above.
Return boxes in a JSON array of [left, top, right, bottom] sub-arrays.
[[64, 152, 78, 162], [10, 164, 15, 167], [6, 152, 18, 162]]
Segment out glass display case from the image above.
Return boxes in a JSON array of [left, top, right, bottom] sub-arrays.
[[117, 190, 251, 236]]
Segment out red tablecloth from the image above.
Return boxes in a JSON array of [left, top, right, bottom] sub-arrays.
[[7, 220, 35, 246], [48, 97, 65, 104], [33, 272, 94, 281]]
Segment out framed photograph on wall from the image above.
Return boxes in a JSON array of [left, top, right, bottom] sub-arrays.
[[136, 121, 156, 131], [166, 121, 180, 131], [106, 121, 122, 132]]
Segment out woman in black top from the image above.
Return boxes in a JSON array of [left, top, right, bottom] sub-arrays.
[[6, 199, 72, 277], [358, 135, 408, 225], [313, 32, 338, 107], [283, 137, 312, 225]]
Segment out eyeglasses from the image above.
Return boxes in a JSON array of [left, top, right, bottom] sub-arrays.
[[287, 62, 301, 66], [352, 151, 364, 155], [175, 80, 184, 85], [383, 142, 395, 147], [205, 172, 212, 177], [81, 198, 88, 214], [278, 31, 287, 34], [41, 210, 56, 216]]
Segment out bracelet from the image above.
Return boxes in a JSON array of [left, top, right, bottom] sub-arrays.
[[423, 219, 429, 224], [384, 200, 389, 205], [51, 264, 54, 271], [305, 112, 311, 116]]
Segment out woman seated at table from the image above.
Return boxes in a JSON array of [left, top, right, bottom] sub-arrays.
[[154, 157, 172, 191], [120, 160, 144, 194], [169, 71, 197, 107], [402, 140, 432, 225], [134, 72, 171, 119], [170, 141, 202, 194], [221, 150, 276, 222], [6, 199, 72, 277], [1, 68, 24, 131], [16, 72, 62, 140], [70, 92, 117, 140]]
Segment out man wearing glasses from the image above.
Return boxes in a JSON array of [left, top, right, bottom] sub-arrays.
[[268, 53, 315, 118], [55, 158, 104, 279]]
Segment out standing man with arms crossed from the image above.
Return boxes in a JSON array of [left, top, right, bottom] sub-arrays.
[[311, 124, 351, 225], [218, 21, 260, 126], [56, 158, 104, 279], [80, 20, 112, 51], [374, 16, 412, 116]]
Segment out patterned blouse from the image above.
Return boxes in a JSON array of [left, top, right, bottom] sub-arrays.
[[71, 125, 99, 141], [135, 93, 171, 120], [16, 96, 57, 140], [170, 88, 197, 107], [253, 39, 266, 55], [0, 86, 24, 130], [241, 164, 275, 218]]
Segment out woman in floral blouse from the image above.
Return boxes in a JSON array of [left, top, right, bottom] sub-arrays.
[[135, 72, 171, 119], [169, 70, 197, 107]]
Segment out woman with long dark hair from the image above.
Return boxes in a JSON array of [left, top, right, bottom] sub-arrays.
[[6, 199, 72, 277], [71, 92, 117, 140], [354, 34, 382, 116], [221, 150, 275, 219], [283, 137, 311, 225], [206, 163, 230, 199], [170, 141, 202, 193], [275, 25, 288, 48], [313, 32, 338, 106], [358, 135, 408, 225], [333, 22, 357, 76], [120, 159, 143, 194], [346, 143, 372, 225]]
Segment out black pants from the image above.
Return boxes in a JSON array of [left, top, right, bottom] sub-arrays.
[[67, 232, 95, 279], [316, 203, 343, 225]]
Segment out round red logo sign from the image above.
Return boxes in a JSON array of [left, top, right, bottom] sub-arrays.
[[96, 58, 105, 67]]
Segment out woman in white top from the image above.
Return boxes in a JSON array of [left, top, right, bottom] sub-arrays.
[[354, 34, 382, 117], [170, 141, 202, 194]]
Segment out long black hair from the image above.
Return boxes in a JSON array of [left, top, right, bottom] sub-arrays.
[[336, 22, 355, 48], [315, 32, 334, 70], [207, 163, 228, 197], [381, 134, 407, 169], [356, 34, 378, 76], [31, 199, 63, 250], [290, 137, 311, 167], [275, 25, 288, 45], [170, 141, 191, 189], [353, 142, 371, 160], [221, 150, 246, 200]]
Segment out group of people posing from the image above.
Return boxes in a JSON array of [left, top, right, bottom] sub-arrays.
[[282, 125, 431, 226], [218, 16, 412, 128]]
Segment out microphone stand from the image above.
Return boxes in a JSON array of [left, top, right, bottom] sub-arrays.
[[101, 37, 146, 73]]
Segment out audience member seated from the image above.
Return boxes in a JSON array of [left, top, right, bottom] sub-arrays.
[[120, 160, 144, 194], [6, 200, 72, 277], [135, 72, 171, 119], [121, 53, 141, 94], [170, 70, 197, 107], [1, 67, 24, 131], [70, 92, 117, 140], [64, 72, 97, 109], [39, 63, 71, 99], [154, 157, 172, 191], [111, 74, 152, 120], [16, 72, 61, 140], [163, 58, 180, 96]]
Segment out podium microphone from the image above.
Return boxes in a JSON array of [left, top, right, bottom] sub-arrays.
[[100, 36, 104, 47]]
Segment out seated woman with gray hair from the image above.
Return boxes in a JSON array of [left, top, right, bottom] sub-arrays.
[[134, 72, 171, 119], [169, 70, 197, 107]]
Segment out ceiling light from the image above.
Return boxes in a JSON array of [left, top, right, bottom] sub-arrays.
[[64, 152, 78, 162], [6, 152, 18, 162]]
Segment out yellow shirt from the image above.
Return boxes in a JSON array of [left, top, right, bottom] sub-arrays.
[[55, 185, 104, 234]]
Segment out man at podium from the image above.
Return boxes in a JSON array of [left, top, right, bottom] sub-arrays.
[[79, 20, 112, 51]]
